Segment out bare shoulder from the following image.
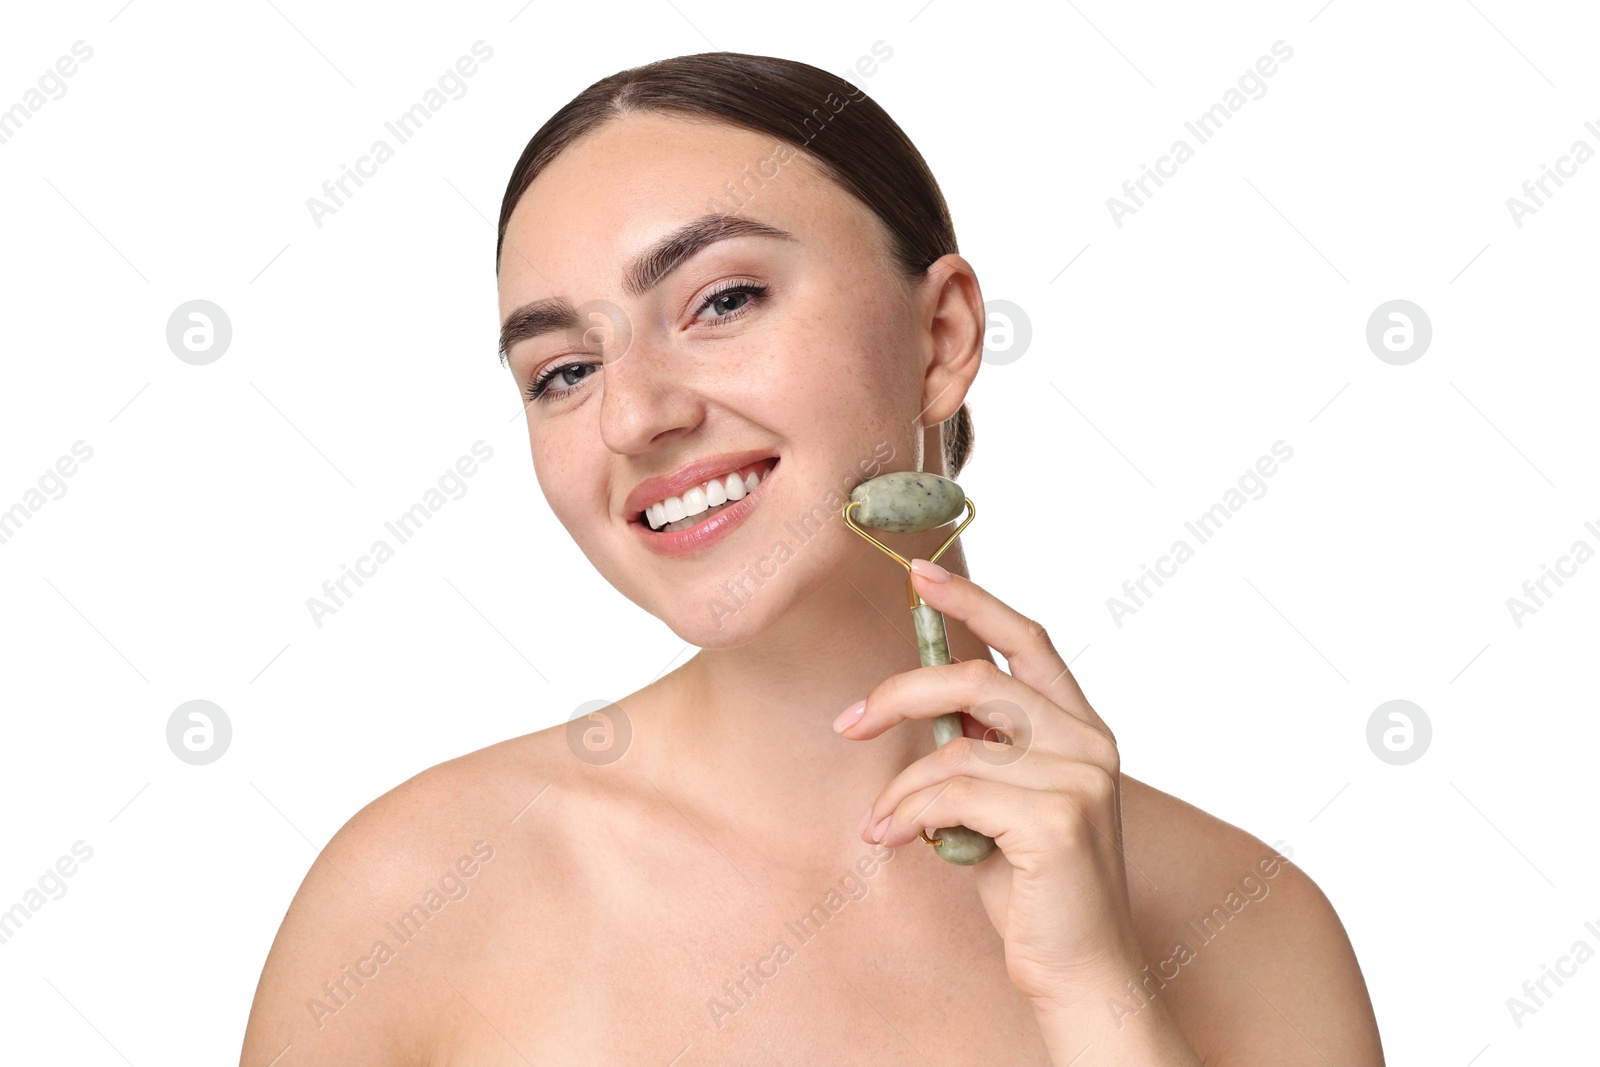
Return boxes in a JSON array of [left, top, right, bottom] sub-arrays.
[[238, 727, 572, 1067], [1118, 775, 1385, 1066]]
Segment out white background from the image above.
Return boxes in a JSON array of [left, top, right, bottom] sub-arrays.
[[2, 0, 1596, 1063]]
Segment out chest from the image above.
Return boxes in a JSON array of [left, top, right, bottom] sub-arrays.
[[432, 843, 1056, 1065]]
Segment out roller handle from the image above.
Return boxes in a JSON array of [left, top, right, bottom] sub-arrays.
[[911, 602, 998, 866]]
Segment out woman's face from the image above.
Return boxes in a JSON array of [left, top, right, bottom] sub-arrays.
[[497, 111, 975, 646]]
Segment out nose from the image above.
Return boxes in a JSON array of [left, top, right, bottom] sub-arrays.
[[594, 314, 705, 456]]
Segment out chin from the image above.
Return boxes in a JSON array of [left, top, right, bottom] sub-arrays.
[[659, 572, 799, 650]]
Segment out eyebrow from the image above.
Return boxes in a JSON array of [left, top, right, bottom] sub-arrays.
[[498, 214, 794, 364]]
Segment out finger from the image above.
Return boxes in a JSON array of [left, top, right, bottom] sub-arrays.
[[837, 659, 1118, 772], [864, 773, 1064, 855], [908, 559, 1106, 734], [867, 733, 1079, 819], [866, 763, 1122, 856]]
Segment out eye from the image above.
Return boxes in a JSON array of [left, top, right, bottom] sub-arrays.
[[693, 281, 769, 326], [524, 361, 598, 404]]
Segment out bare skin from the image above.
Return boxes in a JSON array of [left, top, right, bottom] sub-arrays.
[[240, 111, 1385, 1065]]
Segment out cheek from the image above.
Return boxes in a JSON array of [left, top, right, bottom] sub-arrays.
[[779, 305, 905, 404], [833, 284, 920, 387], [529, 434, 602, 531]]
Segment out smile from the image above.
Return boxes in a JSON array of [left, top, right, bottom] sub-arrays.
[[629, 456, 779, 558], [641, 458, 778, 533]]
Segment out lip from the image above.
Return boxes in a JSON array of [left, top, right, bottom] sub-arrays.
[[624, 448, 780, 518], [630, 458, 778, 558]]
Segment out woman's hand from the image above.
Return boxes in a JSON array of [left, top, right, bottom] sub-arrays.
[[833, 557, 1144, 1012]]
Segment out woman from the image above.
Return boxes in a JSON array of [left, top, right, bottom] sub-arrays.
[[241, 53, 1384, 1065]]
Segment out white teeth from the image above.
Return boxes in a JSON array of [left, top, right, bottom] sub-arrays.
[[681, 485, 708, 517], [641, 460, 774, 530]]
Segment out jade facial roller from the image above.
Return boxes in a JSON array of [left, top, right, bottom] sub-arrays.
[[842, 470, 998, 866]]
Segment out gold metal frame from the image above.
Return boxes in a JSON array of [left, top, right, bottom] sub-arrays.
[[840, 497, 977, 573]]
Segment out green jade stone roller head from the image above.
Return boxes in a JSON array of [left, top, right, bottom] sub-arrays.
[[842, 471, 998, 866]]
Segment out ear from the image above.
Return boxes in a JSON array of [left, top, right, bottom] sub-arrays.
[[914, 253, 985, 427]]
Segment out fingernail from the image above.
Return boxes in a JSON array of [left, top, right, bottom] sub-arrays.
[[871, 815, 891, 842], [832, 699, 867, 733], [858, 804, 874, 836], [911, 557, 950, 582]]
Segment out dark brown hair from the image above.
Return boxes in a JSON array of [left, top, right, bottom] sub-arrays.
[[496, 51, 974, 476]]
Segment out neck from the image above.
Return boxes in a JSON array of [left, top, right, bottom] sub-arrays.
[[643, 531, 995, 862]]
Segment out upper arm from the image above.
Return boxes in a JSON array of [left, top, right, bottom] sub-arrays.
[[1203, 857, 1385, 1066], [238, 781, 452, 1067], [1120, 781, 1385, 1065]]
